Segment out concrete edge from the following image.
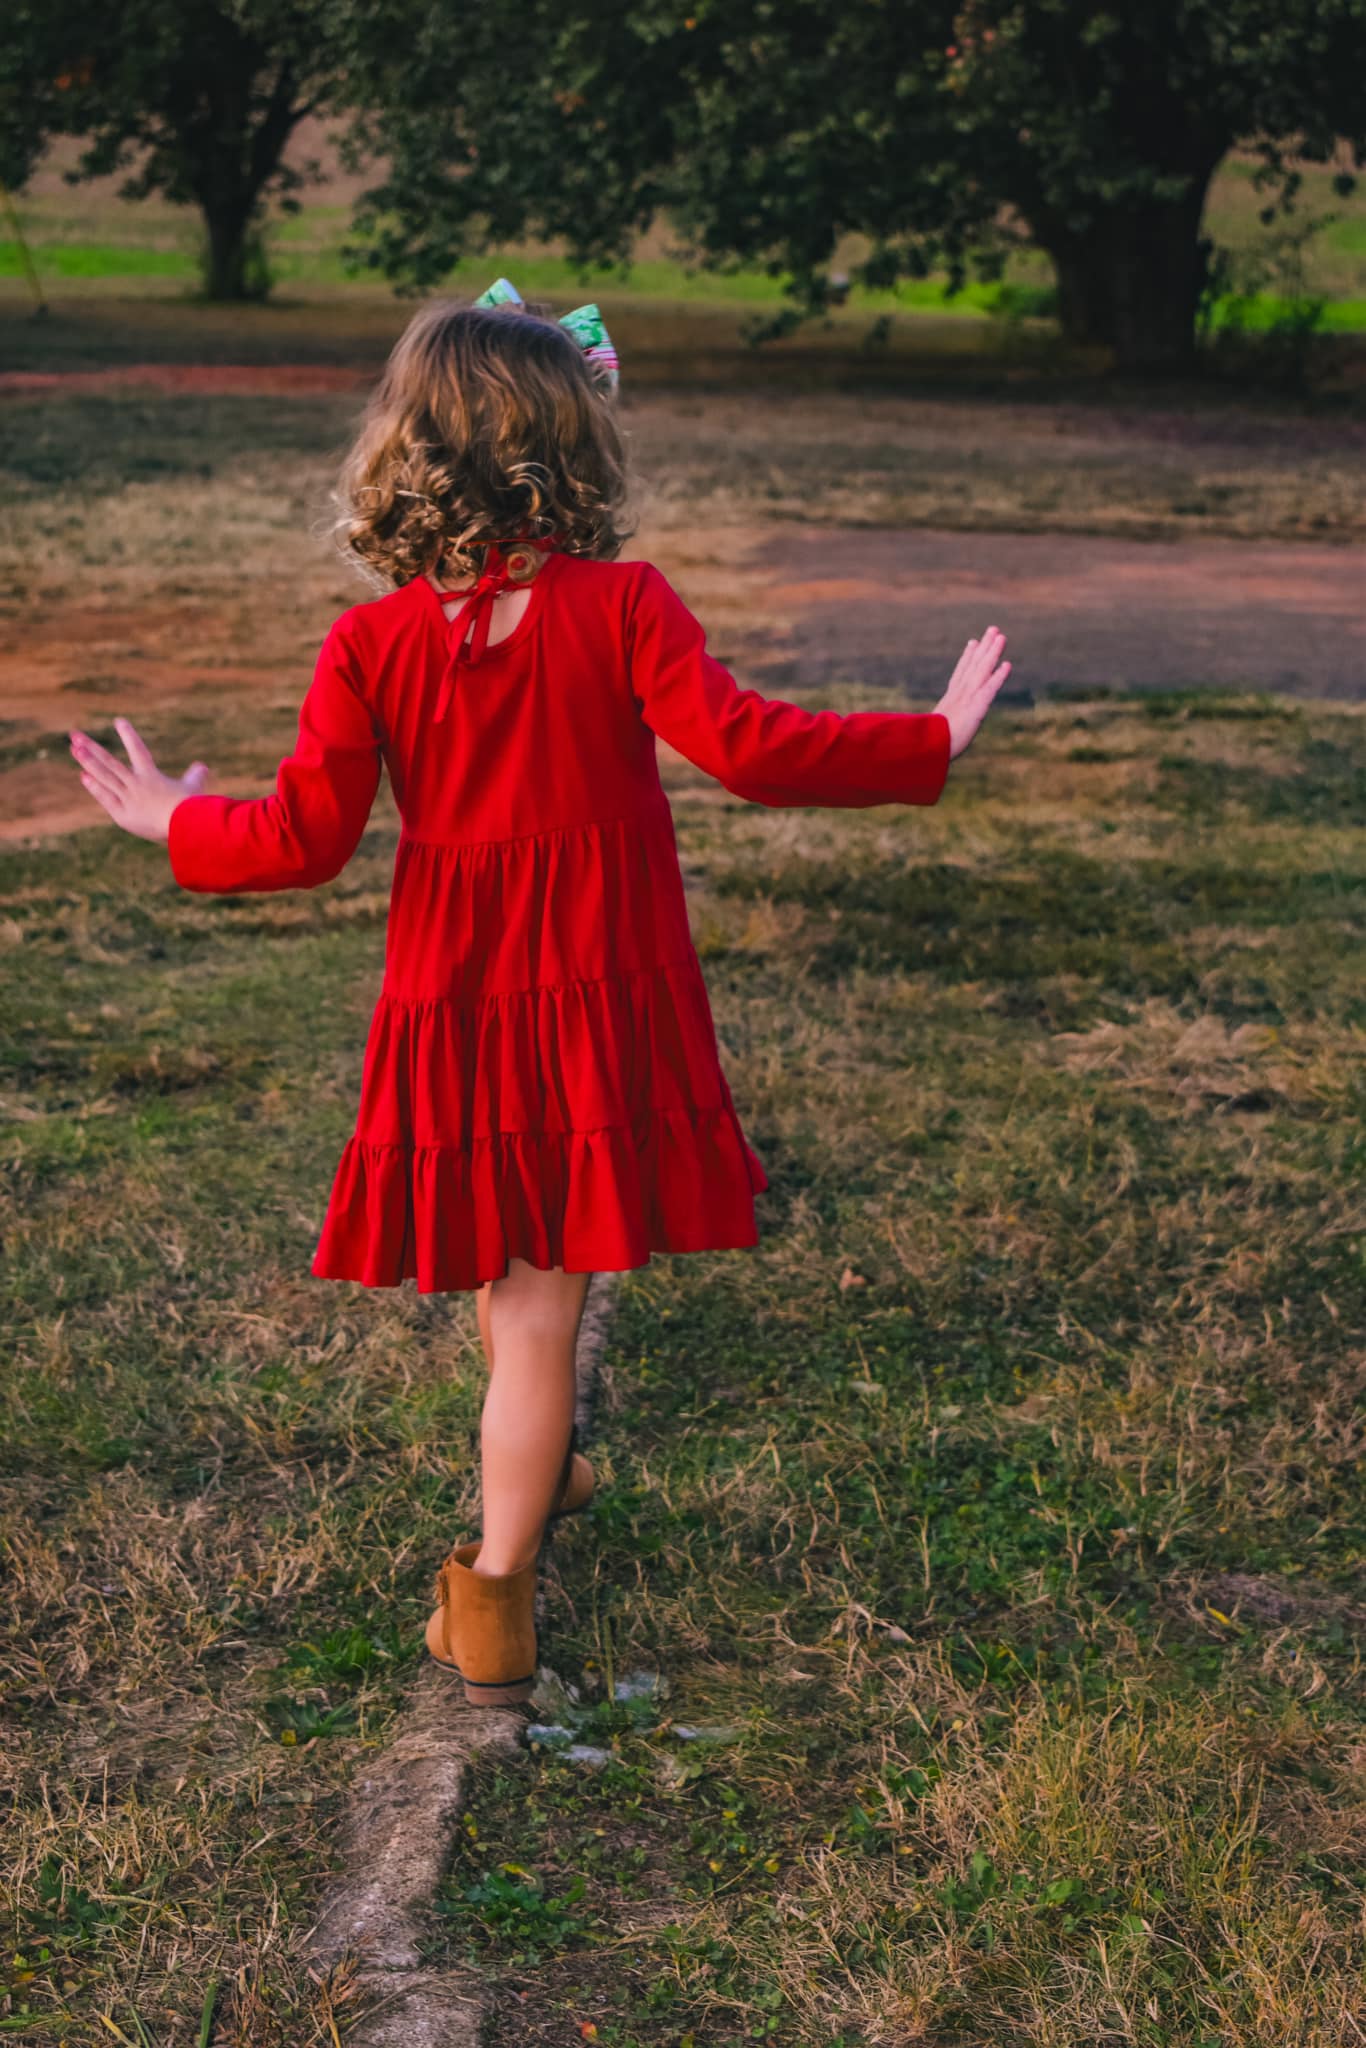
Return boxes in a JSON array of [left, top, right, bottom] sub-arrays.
[[306, 1272, 618, 2045]]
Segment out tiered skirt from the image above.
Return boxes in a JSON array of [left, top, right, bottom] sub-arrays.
[[310, 810, 769, 1292]]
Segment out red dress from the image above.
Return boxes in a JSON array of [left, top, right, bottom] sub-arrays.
[[168, 557, 950, 1290]]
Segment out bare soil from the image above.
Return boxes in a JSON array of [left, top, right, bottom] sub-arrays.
[[0, 364, 370, 397], [0, 595, 269, 839], [734, 524, 1366, 700], [3, 363, 1362, 840], [6, 516, 1362, 839]]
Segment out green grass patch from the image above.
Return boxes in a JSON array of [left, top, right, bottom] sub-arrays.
[[5, 687, 1362, 2042], [1204, 288, 1366, 334], [0, 230, 1065, 323], [9, 229, 1366, 332], [1, 387, 1363, 2044], [0, 240, 191, 280]]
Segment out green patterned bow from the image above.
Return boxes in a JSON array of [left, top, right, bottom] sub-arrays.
[[474, 277, 619, 394]]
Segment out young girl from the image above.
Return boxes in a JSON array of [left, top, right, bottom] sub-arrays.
[[69, 293, 1010, 1706]]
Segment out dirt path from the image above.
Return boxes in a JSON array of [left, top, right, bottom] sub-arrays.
[[0, 593, 274, 840], [734, 525, 1366, 703], [5, 521, 1360, 841], [3, 364, 1361, 840]]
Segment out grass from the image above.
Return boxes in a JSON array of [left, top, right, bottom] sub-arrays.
[[9, 233, 1366, 340], [6, 234, 1044, 311], [2, 384, 1364, 2045], [0, 242, 190, 280], [5, 135, 1366, 361], [0, 281, 1107, 394], [1205, 291, 1366, 334]]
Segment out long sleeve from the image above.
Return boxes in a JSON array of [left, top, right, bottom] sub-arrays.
[[168, 621, 383, 893], [627, 563, 951, 808]]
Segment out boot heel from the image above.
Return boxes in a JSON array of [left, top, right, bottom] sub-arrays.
[[461, 1674, 535, 1707]]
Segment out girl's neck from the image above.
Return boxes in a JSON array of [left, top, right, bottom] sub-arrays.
[[432, 535, 560, 595]]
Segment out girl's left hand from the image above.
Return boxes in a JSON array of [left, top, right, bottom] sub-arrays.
[[69, 719, 211, 842]]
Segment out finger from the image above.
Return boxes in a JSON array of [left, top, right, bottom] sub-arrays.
[[972, 642, 1008, 689], [183, 761, 210, 792], [79, 772, 126, 821], [947, 628, 1005, 703], [70, 731, 131, 788], [114, 716, 158, 776], [948, 638, 979, 690], [78, 754, 131, 805], [967, 631, 1006, 687]]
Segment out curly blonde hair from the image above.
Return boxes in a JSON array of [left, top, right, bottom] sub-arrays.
[[336, 299, 630, 588]]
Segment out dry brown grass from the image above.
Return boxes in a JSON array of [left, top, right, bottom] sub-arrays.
[[3, 377, 1363, 2045]]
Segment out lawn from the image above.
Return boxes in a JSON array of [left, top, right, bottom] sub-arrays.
[[1, 368, 1363, 2045], [5, 130, 1366, 345]]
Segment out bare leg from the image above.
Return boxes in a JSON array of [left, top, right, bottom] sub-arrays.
[[475, 1279, 494, 1374], [474, 1259, 590, 1577]]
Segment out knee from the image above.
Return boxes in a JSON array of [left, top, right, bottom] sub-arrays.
[[487, 1263, 587, 1355], [489, 1306, 579, 1354]]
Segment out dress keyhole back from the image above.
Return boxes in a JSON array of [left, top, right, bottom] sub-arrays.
[[440, 585, 532, 650]]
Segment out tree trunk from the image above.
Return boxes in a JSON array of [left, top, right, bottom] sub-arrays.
[[1035, 171, 1218, 374], [202, 197, 258, 301], [191, 64, 305, 301]]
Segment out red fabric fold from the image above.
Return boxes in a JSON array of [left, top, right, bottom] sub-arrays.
[[313, 1109, 769, 1293]]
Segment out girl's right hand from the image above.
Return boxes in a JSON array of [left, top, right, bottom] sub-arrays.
[[933, 627, 1011, 760]]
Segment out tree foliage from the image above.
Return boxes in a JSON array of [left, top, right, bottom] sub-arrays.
[[9, 0, 1364, 353], [351, 0, 1366, 371], [1, 4, 84, 194], [344, 0, 684, 289], [909, 0, 1366, 365]]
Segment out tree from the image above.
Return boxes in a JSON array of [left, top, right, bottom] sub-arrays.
[[910, 0, 1366, 370], [349, 0, 1366, 373], [61, 0, 353, 300], [1, 5, 83, 194]]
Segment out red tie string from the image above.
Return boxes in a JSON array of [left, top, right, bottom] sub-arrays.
[[432, 537, 559, 722]]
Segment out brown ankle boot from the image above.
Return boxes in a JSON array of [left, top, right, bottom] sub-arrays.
[[425, 1541, 537, 1706]]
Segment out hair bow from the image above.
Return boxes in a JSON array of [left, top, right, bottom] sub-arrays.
[[475, 277, 619, 394]]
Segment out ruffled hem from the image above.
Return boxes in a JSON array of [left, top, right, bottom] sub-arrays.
[[311, 1107, 770, 1293]]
